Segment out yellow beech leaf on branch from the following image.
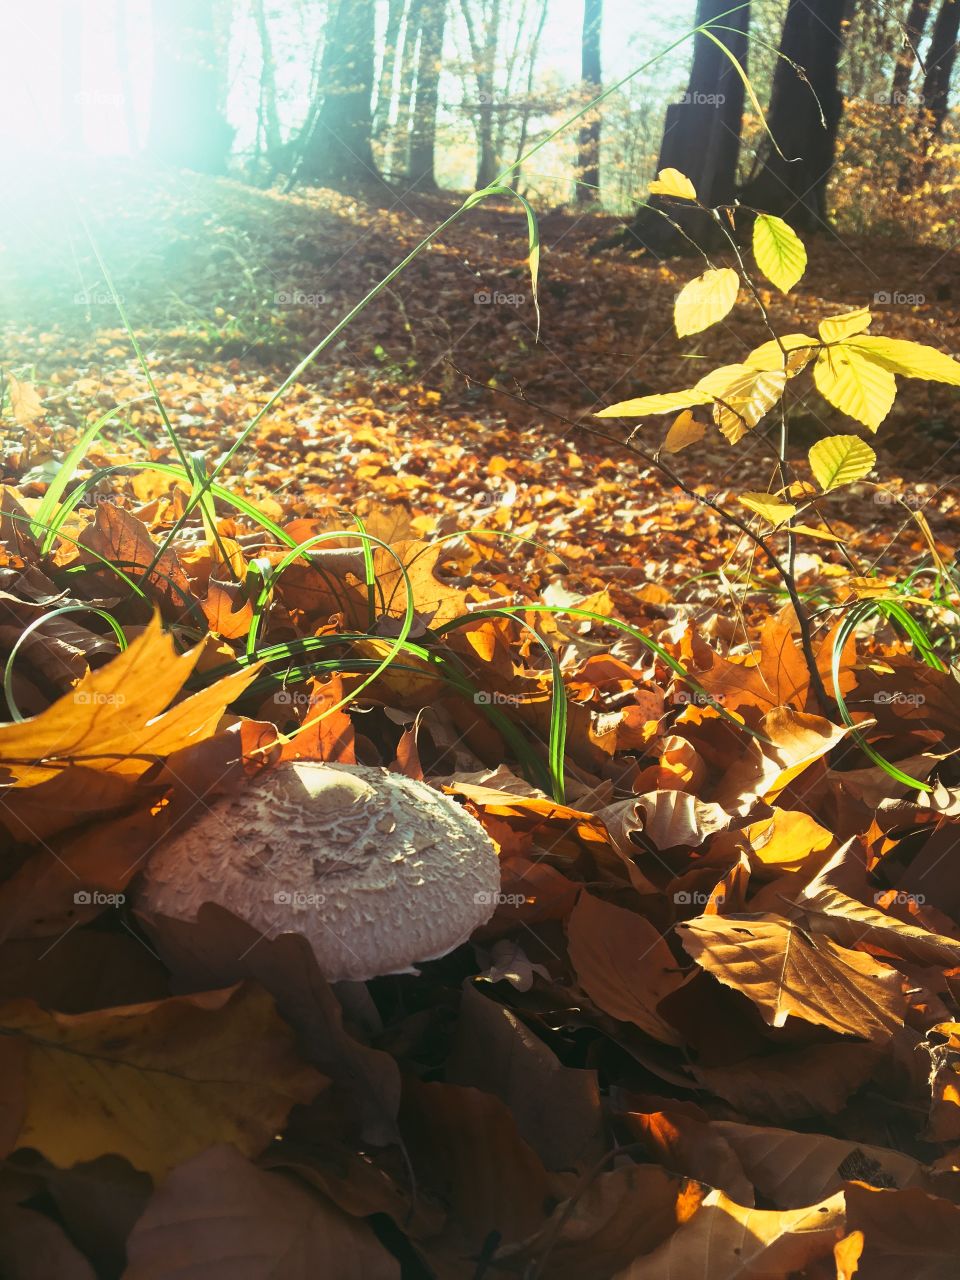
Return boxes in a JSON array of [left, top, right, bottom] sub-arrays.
[[813, 345, 897, 431], [674, 268, 740, 338], [649, 167, 697, 201], [818, 307, 872, 343], [752, 214, 807, 294]]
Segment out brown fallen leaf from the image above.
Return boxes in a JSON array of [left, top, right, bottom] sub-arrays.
[[0, 982, 323, 1178], [567, 891, 687, 1045], [124, 1144, 400, 1279], [677, 913, 907, 1040]]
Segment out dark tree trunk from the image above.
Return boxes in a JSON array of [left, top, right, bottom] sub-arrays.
[[738, 0, 846, 232], [408, 0, 447, 189], [148, 0, 234, 172], [620, 0, 749, 252], [460, 0, 502, 188], [892, 0, 933, 101], [300, 0, 380, 188], [576, 0, 603, 204], [920, 0, 960, 137]]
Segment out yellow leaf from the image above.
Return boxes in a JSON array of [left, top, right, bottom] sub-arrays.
[[789, 524, 848, 543], [7, 376, 43, 425], [0, 985, 324, 1179], [674, 268, 740, 338], [662, 410, 707, 453], [649, 167, 698, 201], [595, 388, 712, 419], [697, 364, 787, 443], [813, 346, 896, 432], [739, 492, 797, 527], [818, 307, 872, 343], [0, 615, 262, 786], [752, 214, 807, 293], [809, 435, 877, 491], [743, 334, 818, 373], [845, 334, 960, 385]]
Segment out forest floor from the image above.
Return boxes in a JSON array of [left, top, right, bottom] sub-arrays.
[[2, 163, 960, 1276]]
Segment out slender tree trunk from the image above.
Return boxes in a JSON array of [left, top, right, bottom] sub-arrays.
[[252, 0, 283, 159], [460, 0, 502, 188], [576, 0, 603, 205], [148, 0, 233, 172], [390, 0, 426, 178], [373, 0, 406, 138], [892, 0, 933, 101], [299, 0, 380, 189], [408, 0, 447, 189], [507, 0, 548, 190], [738, 0, 846, 231], [620, 0, 749, 252], [920, 0, 960, 137]]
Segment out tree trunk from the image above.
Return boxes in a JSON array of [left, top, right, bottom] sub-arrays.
[[460, 0, 502, 188], [892, 0, 933, 102], [148, 0, 233, 172], [390, 0, 425, 179], [738, 0, 846, 231], [920, 0, 960, 136], [299, 0, 380, 189], [576, 0, 603, 205], [252, 0, 283, 160], [620, 0, 749, 252], [373, 0, 406, 138], [408, 0, 447, 189]]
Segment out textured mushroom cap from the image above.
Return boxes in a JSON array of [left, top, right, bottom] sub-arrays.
[[136, 762, 501, 982]]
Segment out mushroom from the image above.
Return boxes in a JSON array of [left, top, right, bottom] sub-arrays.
[[135, 761, 501, 982]]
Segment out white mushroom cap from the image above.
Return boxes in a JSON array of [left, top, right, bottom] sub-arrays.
[[136, 762, 501, 982]]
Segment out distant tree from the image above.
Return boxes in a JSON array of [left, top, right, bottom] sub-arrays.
[[892, 0, 933, 101], [390, 0, 426, 178], [576, 0, 603, 205], [252, 0, 283, 163], [148, 0, 234, 172], [739, 0, 846, 230], [408, 0, 448, 189], [460, 0, 502, 187], [374, 0, 407, 139], [299, 0, 380, 188], [619, 0, 750, 251], [918, 0, 960, 140]]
